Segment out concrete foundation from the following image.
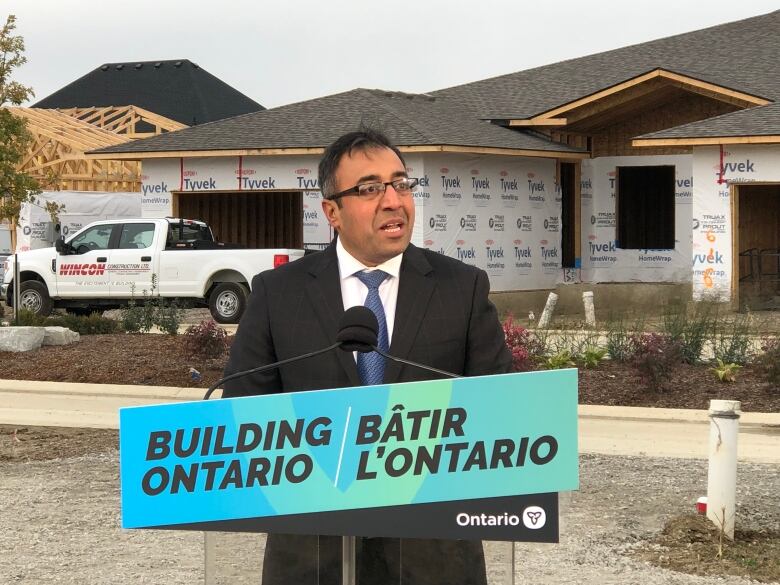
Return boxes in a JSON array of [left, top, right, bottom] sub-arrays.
[[490, 282, 693, 321]]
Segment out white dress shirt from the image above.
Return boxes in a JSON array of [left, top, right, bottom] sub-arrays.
[[336, 237, 402, 343]]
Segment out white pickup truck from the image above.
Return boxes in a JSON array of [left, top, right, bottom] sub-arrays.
[[1, 218, 305, 323]]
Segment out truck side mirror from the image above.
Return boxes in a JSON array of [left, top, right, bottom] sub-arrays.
[[55, 237, 71, 255]]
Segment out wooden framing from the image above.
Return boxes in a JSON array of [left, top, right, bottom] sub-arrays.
[[508, 68, 770, 127], [91, 144, 590, 161], [58, 105, 186, 139], [633, 135, 780, 147], [7, 107, 141, 192]]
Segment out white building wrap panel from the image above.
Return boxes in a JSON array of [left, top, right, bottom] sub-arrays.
[[691, 144, 780, 300], [140, 158, 179, 217], [17, 191, 141, 252], [419, 154, 560, 292], [141, 152, 563, 292], [580, 154, 692, 284]]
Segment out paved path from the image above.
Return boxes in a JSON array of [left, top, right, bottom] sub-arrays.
[[2, 379, 778, 463]]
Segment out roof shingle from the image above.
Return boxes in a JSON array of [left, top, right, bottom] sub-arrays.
[[92, 89, 586, 155], [35, 59, 263, 126]]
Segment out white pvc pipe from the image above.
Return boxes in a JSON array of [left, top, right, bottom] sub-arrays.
[[582, 291, 596, 327], [706, 399, 741, 540], [537, 292, 558, 328]]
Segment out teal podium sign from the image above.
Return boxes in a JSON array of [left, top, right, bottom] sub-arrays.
[[119, 369, 578, 539]]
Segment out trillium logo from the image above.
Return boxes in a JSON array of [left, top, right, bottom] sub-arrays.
[[522, 506, 546, 529]]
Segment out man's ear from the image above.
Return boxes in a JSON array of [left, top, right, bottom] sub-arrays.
[[321, 198, 340, 228]]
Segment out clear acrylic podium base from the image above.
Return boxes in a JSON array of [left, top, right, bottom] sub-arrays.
[[204, 533, 517, 585]]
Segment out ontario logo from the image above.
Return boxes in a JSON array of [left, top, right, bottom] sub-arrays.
[[59, 263, 106, 276]]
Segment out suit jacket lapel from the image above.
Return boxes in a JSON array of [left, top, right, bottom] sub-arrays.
[[385, 245, 434, 384], [304, 244, 362, 387]]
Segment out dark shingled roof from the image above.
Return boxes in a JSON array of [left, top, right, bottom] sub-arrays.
[[35, 59, 263, 126], [639, 101, 780, 139], [433, 10, 780, 121], [92, 89, 586, 155]]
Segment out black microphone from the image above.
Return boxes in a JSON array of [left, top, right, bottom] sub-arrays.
[[203, 306, 376, 399], [344, 306, 460, 380]]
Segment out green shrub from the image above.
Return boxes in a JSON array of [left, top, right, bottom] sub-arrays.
[[118, 276, 184, 334], [541, 350, 576, 370], [661, 301, 715, 364], [579, 346, 608, 369], [711, 312, 756, 365], [58, 312, 120, 335], [183, 319, 229, 359], [630, 333, 683, 392], [13, 309, 118, 334], [605, 314, 643, 362], [754, 338, 780, 388], [120, 298, 145, 333], [710, 359, 742, 383], [154, 298, 184, 335], [14, 309, 49, 326]]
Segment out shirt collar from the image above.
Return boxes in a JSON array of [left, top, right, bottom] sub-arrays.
[[336, 237, 403, 281]]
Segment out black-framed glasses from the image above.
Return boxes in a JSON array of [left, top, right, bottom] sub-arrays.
[[327, 177, 419, 201]]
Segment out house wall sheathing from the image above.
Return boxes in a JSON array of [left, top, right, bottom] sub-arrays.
[[691, 144, 780, 302]]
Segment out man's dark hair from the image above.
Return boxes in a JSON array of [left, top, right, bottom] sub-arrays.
[[318, 128, 406, 200]]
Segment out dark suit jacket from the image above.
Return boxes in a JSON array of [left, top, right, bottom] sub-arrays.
[[223, 243, 512, 585]]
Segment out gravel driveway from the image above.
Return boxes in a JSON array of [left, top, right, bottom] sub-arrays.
[[1, 452, 777, 584]]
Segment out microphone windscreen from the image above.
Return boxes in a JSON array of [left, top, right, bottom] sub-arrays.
[[336, 306, 378, 352]]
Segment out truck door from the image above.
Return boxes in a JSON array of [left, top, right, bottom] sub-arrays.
[[56, 223, 115, 298], [108, 222, 158, 298]]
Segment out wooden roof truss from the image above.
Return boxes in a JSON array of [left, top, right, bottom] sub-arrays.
[[58, 105, 186, 138], [7, 107, 141, 192]]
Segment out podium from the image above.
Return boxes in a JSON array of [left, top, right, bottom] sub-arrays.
[[203, 533, 520, 584], [119, 370, 578, 584]]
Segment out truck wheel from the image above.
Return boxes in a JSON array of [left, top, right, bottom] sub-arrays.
[[19, 281, 54, 317], [209, 283, 248, 324]]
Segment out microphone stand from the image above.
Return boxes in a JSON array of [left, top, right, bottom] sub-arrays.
[[203, 342, 342, 400], [371, 346, 460, 379]]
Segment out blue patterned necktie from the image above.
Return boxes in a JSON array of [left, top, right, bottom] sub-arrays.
[[355, 270, 390, 386]]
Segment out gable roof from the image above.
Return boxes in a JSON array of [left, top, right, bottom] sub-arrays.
[[34, 59, 263, 126], [90, 89, 587, 158], [635, 102, 780, 145], [433, 10, 780, 121]]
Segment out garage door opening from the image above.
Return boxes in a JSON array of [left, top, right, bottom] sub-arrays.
[[175, 191, 303, 249], [736, 184, 780, 310]]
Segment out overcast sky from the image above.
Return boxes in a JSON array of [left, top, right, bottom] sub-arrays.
[[5, 1, 779, 109]]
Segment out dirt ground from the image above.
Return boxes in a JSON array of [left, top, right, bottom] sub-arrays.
[[0, 425, 117, 463], [636, 514, 780, 583]]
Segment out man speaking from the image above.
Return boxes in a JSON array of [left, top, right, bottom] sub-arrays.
[[224, 128, 511, 584]]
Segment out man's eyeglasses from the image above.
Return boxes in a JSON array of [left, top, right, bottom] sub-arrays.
[[327, 177, 419, 201]]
